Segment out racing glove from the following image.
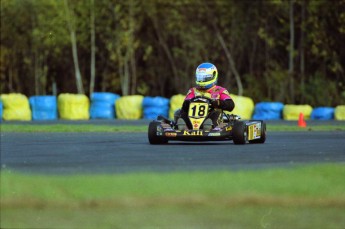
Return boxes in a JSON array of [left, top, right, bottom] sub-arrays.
[[211, 99, 220, 108]]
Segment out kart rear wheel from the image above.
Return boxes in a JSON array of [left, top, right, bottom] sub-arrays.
[[148, 121, 168, 144], [233, 121, 246, 145], [249, 121, 266, 144]]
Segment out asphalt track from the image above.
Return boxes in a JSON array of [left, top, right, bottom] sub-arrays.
[[1, 120, 345, 174]]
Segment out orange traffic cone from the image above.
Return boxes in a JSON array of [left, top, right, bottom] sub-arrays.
[[298, 112, 307, 127]]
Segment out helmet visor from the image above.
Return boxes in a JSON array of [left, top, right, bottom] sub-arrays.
[[196, 73, 214, 82]]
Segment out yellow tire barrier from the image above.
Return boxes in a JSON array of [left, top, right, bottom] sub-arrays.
[[283, 104, 313, 120], [115, 95, 144, 120], [0, 93, 31, 121], [224, 94, 255, 120], [58, 93, 90, 120], [334, 105, 345, 120], [169, 94, 185, 119]]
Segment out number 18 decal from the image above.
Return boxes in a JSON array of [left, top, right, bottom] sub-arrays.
[[188, 102, 209, 118]]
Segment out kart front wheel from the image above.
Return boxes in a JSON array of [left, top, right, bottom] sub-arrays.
[[148, 121, 168, 144], [233, 121, 247, 145]]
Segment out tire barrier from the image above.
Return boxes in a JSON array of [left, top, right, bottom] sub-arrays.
[[0, 93, 31, 121], [90, 92, 120, 119], [252, 102, 284, 120], [29, 96, 58, 120], [334, 105, 345, 120], [58, 94, 90, 120], [115, 95, 144, 119], [283, 104, 313, 120], [143, 96, 170, 119], [169, 94, 185, 119], [0, 101, 2, 121], [225, 94, 254, 120], [310, 107, 335, 120], [1, 92, 344, 121]]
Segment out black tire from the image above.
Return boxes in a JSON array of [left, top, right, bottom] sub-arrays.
[[148, 121, 168, 144], [233, 121, 247, 145], [249, 121, 266, 144]]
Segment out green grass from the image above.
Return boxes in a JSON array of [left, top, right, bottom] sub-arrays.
[[1, 123, 344, 228], [268, 124, 345, 131], [2, 164, 345, 200], [0, 124, 147, 132], [0, 123, 344, 132], [1, 164, 345, 228]]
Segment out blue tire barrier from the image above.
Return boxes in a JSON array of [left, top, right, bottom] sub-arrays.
[[144, 106, 170, 119], [311, 107, 335, 120], [29, 96, 58, 120], [143, 96, 170, 119], [90, 92, 120, 119], [252, 102, 284, 120]]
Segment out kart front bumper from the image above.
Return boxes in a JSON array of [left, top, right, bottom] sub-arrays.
[[157, 127, 234, 141]]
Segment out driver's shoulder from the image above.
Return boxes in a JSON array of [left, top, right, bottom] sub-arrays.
[[210, 85, 228, 93]]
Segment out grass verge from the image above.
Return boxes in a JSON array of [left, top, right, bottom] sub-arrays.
[[1, 123, 345, 132], [0, 124, 146, 132], [1, 164, 345, 228]]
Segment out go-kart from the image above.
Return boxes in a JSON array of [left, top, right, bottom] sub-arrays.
[[148, 96, 266, 144]]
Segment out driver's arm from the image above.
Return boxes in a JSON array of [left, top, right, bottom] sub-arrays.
[[220, 99, 235, 111], [181, 100, 191, 112], [212, 99, 235, 112]]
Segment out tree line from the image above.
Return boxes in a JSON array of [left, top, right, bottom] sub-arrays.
[[1, 0, 344, 106]]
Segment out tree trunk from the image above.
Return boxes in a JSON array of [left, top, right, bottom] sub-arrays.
[[122, 59, 130, 96], [300, 0, 306, 102], [288, 0, 295, 103], [129, 0, 137, 95], [249, 34, 258, 76], [64, 0, 84, 94], [214, 23, 243, 96], [89, 0, 96, 97], [34, 51, 39, 95], [130, 52, 137, 95], [151, 17, 179, 91]]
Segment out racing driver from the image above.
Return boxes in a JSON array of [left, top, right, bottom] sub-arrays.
[[175, 62, 235, 131]]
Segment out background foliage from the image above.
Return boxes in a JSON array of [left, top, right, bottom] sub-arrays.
[[1, 0, 344, 106]]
